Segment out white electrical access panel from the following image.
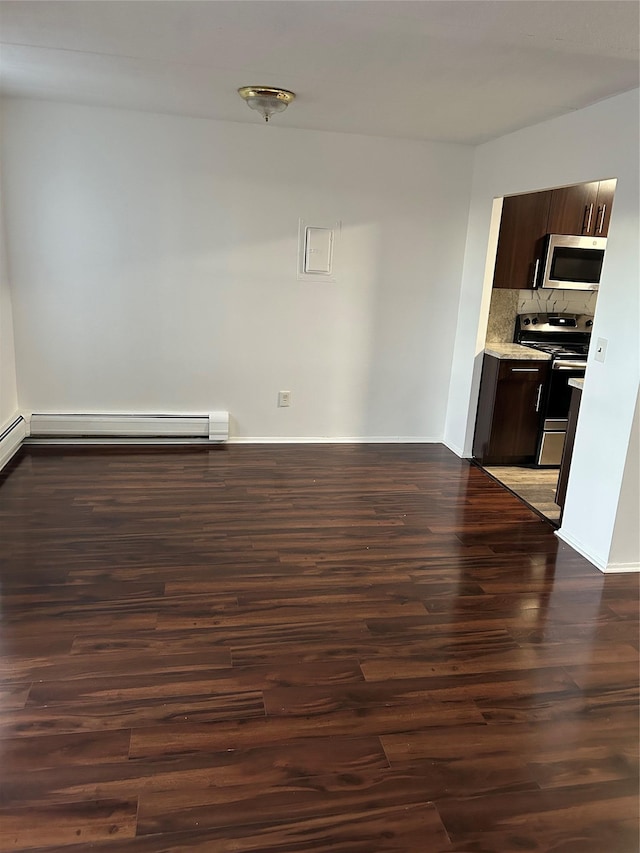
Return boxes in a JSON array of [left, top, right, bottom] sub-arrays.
[[297, 219, 339, 281], [305, 227, 333, 273]]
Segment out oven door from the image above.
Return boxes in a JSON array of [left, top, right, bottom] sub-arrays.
[[537, 362, 586, 466]]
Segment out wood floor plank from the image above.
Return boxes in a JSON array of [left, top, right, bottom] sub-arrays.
[[434, 779, 639, 852], [0, 648, 233, 684], [0, 736, 390, 807], [24, 802, 453, 853], [134, 770, 453, 838], [0, 689, 265, 738], [381, 717, 637, 768], [0, 729, 133, 772], [263, 665, 579, 715], [359, 641, 639, 682], [0, 444, 637, 851], [129, 702, 486, 760], [26, 660, 365, 706], [528, 750, 638, 790], [0, 798, 138, 850]]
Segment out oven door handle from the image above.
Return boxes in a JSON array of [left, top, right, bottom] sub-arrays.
[[552, 361, 587, 370]]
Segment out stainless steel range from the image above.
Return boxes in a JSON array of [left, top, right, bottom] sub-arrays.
[[515, 313, 592, 466]]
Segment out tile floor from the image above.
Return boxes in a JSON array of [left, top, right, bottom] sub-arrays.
[[484, 465, 561, 523]]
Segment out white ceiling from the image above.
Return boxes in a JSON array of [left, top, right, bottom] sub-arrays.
[[0, 1, 638, 144]]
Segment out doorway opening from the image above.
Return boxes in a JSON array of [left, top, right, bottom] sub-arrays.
[[472, 178, 617, 526]]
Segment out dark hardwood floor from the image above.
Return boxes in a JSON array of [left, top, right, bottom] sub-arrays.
[[0, 444, 637, 852]]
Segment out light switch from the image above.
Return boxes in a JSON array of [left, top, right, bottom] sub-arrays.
[[304, 227, 333, 274], [594, 337, 608, 363]]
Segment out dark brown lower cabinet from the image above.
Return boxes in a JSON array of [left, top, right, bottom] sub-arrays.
[[473, 355, 550, 465]]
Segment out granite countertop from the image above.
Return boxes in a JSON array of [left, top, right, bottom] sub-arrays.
[[569, 377, 585, 390], [484, 343, 552, 361]]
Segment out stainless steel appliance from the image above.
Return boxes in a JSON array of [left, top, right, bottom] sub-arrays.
[[537, 234, 606, 291], [515, 313, 591, 466]]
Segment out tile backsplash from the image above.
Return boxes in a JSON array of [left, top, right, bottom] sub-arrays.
[[517, 289, 597, 316], [485, 288, 597, 343]]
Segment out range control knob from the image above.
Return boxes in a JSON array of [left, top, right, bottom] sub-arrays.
[[531, 317, 538, 325], [586, 319, 593, 327], [523, 318, 530, 325]]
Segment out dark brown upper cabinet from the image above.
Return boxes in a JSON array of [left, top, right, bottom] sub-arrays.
[[547, 181, 599, 235], [492, 191, 552, 290], [493, 179, 616, 290], [547, 179, 616, 237], [592, 179, 616, 237]]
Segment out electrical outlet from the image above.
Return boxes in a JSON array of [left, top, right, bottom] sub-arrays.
[[278, 391, 291, 407], [594, 337, 608, 363]]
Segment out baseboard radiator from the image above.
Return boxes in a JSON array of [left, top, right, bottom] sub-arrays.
[[0, 415, 28, 470], [27, 412, 229, 444]]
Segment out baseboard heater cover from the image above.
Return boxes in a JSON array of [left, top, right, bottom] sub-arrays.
[[0, 415, 27, 470], [28, 412, 229, 442]]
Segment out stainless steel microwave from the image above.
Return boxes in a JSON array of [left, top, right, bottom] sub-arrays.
[[537, 234, 607, 291]]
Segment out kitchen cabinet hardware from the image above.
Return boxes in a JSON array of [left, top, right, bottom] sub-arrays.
[[596, 204, 607, 235], [531, 258, 540, 288]]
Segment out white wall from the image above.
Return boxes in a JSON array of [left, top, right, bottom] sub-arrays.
[[0, 99, 473, 440], [445, 89, 640, 571], [0, 184, 19, 427], [608, 390, 640, 570]]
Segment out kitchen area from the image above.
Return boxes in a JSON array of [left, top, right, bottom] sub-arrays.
[[473, 179, 615, 524]]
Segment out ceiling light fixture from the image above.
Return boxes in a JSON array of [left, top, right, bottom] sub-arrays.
[[238, 86, 296, 123]]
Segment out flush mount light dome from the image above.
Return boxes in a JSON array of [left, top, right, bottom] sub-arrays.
[[238, 86, 296, 123]]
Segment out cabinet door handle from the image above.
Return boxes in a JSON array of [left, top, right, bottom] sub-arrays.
[[596, 204, 606, 234], [583, 203, 594, 233], [531, 258, 540, 288], [511, 368, 539, 372], [535, 383, 544, 412]]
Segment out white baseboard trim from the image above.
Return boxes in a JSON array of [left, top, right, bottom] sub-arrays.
[[24, 437, 214, 446], [556, 527, 640, 573], [601, 561, 640, 574], [0, 414, 27, 472], [28, 412, 229, 442], [442, 438, 467, 458], [227, 436, 442, 444], [555, 528, 608, 573]]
